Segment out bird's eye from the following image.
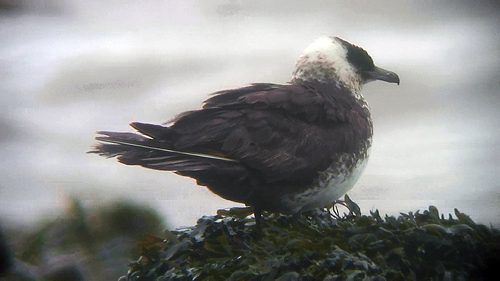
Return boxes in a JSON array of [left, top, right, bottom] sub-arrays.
[[345, 44, 375, 73], [335, 38, 375, 74]]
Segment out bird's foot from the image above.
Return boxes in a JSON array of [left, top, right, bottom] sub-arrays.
[[217, 206, 265, 237]]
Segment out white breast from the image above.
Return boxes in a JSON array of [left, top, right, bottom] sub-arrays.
[[280, 151, 370, 214]]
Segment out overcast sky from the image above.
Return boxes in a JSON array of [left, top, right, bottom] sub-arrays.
[[1, 0, 499, 229]]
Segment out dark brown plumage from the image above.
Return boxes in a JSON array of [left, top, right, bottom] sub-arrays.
[[91, 36, 399, 229]]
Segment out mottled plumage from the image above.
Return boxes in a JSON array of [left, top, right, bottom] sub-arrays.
[[91, 36, 399, 227]]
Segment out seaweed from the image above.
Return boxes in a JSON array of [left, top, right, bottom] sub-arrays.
[[123, 204, 500, 280]]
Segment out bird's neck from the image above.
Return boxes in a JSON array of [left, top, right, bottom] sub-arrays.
[[292, 61, 363, 94], [291, 75, 365, 104]]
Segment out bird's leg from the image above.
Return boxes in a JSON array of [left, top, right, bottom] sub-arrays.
[[254, 206, 263, 234]]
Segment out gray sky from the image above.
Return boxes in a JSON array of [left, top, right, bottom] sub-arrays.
[[1, 0, 499, 229]]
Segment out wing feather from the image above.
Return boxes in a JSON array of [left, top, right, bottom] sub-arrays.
[[166, 82, 366, 183], [92, 82, 370, 206]]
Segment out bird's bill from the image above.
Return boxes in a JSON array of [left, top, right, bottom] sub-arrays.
[[367, 66, 400, 85]]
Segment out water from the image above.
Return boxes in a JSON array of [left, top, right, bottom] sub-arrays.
[[1, 0, 499, 229]]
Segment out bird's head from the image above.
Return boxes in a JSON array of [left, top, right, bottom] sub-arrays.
[[292, 36, 400, 93]]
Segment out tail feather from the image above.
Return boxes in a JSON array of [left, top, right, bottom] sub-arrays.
[[91, 131, 149, 157], [90, 123, 257, 204], [90, 125, 239, 173], [130, 122, 170, 139]]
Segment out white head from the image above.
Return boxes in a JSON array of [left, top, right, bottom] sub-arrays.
[[292, 36, 399, 93]]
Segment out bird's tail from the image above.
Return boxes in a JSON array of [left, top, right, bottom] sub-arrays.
[[90, 122, 238, 172]]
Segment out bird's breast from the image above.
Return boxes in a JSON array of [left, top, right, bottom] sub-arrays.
[[279, 139, 371, 214]]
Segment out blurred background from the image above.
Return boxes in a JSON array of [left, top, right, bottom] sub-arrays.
[[1, 0, 499, 232]]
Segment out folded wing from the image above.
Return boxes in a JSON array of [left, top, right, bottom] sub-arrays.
[[91, 82, 369, 203]]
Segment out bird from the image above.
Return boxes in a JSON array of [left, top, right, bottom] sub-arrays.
[[90, 36, 399, 229]]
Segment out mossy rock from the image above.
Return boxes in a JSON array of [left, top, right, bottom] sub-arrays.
[[124, 206, 500, 281]]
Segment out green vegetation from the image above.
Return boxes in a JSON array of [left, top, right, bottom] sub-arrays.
[[3, 198, 499, 280], [3, 198, 165, 280], [126, 205, 499, 280]]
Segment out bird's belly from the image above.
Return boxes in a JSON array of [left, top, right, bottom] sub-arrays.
[[280, 152, 369, 214]]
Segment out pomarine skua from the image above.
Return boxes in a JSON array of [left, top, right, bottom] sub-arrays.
[[91, 36, 400, 228]]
